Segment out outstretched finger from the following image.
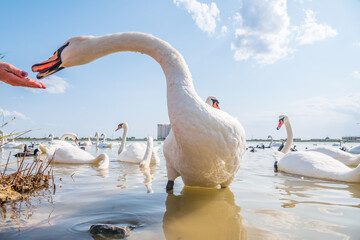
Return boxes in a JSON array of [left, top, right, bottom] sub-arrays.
[[6, 63, 28, 78]]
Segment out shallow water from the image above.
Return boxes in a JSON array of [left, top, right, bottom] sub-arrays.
[[0, 141, 359, 239]]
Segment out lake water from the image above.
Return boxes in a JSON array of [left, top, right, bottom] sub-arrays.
[[0, 141, 359, 239]]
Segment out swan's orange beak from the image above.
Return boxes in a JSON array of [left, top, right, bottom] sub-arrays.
[[75, 138, 79, 145], [32, 42, 69, 79], [277, 119, 284, 130], [213, 102, 220, 110], [115, 125, 123, 131]]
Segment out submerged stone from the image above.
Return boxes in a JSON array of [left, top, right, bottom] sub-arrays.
[[89, 224, 131, 239]]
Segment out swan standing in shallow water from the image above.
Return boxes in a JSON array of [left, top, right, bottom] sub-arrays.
[[274, 114, 360, 182], [116, 122, 160, 166], [32, 32, 246, 190]]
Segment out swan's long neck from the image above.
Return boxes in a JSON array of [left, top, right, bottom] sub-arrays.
[[282, 121, 293, 154], [88, 135, 92, 142], [140, 137, 153, 168], [102, 133, 106, 143], [60, 133, 77, 141], [49, 134, 54, 141], [118, 123, 128, 155], [74, 33, 204, 131], [94, 132, 99, 145], [143, 137, 153, 161], [268, 136, 273, 147]]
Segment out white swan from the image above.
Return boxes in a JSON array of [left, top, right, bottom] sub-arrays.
[[306, 145, 360, 166], [274, 114, 360, 183], [80, 135, 93, 146], [94, 132, 112, 148], [40, 132, 78, 154], [32, 32, 246, 189], [116, 122, 160, 166], [345, 145, 360, 154], [0, 138, 25, 149], [40, 144, 109, 169]]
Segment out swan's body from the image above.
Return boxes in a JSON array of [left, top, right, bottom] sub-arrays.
[[306, 146, 360, 166], [94, 132, 112, 148], [274, 114, 360, 183], [40, 144, 109, 169], [346, 145, 360, 154], [32, 32, 246, 189], [0, 139, 25, 149], [116, 122, 160, 166]]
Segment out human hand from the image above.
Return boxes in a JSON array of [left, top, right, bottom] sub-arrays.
[[0, 62, 46, 89]]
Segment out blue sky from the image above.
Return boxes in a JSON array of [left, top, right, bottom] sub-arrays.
[[1, 0, 360, 140]]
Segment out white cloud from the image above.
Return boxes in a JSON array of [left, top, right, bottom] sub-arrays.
[[221, 26, 228, 34], [174, 0, 220, 34], [230, 2, 338, 64], [230, 0, 293, 64], [31, 75, 70, 94], [355, 42, 360, 47], [296, 10, 338, 45], [0, 108, 28, 120]]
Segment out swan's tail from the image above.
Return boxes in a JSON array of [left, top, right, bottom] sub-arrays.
[[93, 153, 109, 169]]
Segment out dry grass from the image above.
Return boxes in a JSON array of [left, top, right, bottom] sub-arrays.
[[0, 153, 55, 204]]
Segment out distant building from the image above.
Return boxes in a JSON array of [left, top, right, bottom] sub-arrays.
[[157, 124, 171, 139], [342, 136, 360, 141]]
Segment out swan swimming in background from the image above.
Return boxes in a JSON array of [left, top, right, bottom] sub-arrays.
[[32, 32, 246, 190], [40, 144, 109, 169], [0, 130, 24, 149], [345, 145, 360, 154], [40, 133, 79, 154], [116, 122, 160, 166], [94, 132, 112, 148], [306, 145, 360, 166], [80, 135, 93, 146], [0, 138, 25, 149], [274, 114, 360, 183]]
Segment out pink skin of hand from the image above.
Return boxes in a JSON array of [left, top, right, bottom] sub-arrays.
[[0, 62, 46, 89]]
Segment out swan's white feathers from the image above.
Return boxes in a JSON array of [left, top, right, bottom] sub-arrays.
[[275, 114, 360, 183], [278, 151, 360, 182], [306, 146, 360, 166], [39, 144, 109, 169], [37, 32, 246, 188]]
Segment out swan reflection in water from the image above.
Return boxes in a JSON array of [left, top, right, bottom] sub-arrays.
[[163, 187, 247, 240]]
